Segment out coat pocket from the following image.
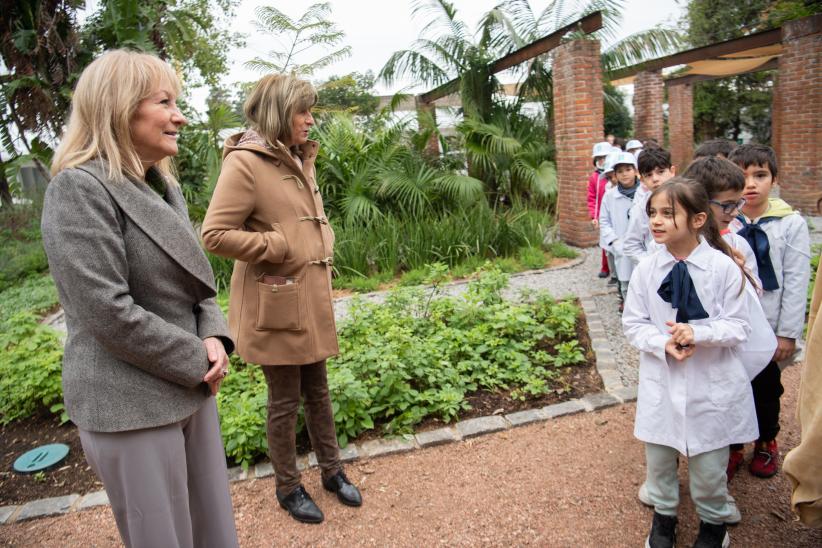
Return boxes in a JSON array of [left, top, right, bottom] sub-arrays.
[[256, 279, 303, 331]]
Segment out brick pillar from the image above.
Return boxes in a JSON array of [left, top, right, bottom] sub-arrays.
[[415, 98, 440, 157], [667, 83, 694, 170], [771, 70, 781, 159], [633, 70, 664, 143], [552, 38, 603, 247], [778, 14, 822, 213]]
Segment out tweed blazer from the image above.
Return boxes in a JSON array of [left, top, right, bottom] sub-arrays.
[[41, 160, 233, 432]]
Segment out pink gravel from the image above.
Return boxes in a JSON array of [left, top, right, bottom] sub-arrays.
[[2, 362, 820, 547]]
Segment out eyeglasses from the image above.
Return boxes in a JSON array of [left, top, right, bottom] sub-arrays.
[[708, 197, 746, 215]]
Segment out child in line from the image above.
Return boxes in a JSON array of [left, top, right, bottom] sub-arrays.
[[728, 144, 811, 478], [599, 151, 640, 309], [694, 138, 738, 160], [623, 148, 677, 265], [588, 141, 614, 278], [626, 139, 644, 157], [623, 178, 758, 548], [599, 149, 623, 286], [683, 156, 779, 482]]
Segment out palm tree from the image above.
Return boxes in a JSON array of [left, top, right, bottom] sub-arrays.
[[379, 0, 504, 123], [245, 2, 352, 76], [380, 0, 682, 120], [458, 101, 557, 209], [485, 0, 682, 108], [313, 113, 484, 226]]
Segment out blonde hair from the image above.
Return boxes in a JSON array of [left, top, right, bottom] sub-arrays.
[[243, 74, 317, 147], [51, 49, 182, 183]]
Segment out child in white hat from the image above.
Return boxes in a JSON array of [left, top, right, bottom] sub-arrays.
[[588, 141, 614, 278]]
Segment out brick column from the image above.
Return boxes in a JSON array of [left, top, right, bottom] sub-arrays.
[[633, 70, 664, 143], [778, 14, 822, 213], [667, 83, 694, 170], [771, 70, 781, 159], [415, 98, 440, 157], [552, 38, 603, 247]]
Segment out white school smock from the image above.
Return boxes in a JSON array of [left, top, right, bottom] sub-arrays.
[[622, 239, 758, 456], [722, 232, 776, 379], [623, 185, 653, 265], [729, 209, 811, 340], [598, 185, 638, 282]]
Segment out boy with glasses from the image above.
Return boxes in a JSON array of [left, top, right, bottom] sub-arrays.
[[727, 144, 811, 480]]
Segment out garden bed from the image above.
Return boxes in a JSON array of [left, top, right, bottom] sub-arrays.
[[0, 304, 600, 506]]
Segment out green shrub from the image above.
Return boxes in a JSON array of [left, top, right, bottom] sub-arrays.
[[333, 271, 392, 293], [398, 266, 430, 287], [0, 204, 49, 292], [0, 313, 65, 425], [0, 274, 58, 325], [328, 265, 585, 444], [518, 246, 546, 270], [215, 362, 269, 470], [546, 241, 578, 259], [209, 265, 587, 465]]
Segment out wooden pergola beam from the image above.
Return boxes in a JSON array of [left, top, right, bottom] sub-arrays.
[[664, 57, 779, 87], [418, 11, 603, 105], [608, 27, 782, 82]]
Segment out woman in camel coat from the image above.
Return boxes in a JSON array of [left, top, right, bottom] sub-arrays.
[[202, 74, 361, 524]]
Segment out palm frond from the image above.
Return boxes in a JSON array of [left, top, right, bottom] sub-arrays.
[[432, 173, 484, 204], [602, 28, 683, 74], [379, 48, 450, 87]]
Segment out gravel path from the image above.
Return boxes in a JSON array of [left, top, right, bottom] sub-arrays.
[[2, 361, 818, 547]]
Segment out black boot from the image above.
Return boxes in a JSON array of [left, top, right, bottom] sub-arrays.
[[646, 511, 677, 548], [277, 485, 324, 523], [692, 521, 729, 548], [322, 470, 362, 507]]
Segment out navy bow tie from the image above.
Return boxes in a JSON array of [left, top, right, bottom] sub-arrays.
[[657, 261, 709, 323], [736, 218, 779, 291]]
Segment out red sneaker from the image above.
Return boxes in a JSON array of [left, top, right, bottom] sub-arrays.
[[726, 449, 744, 482], [749, 439, 779, 478]]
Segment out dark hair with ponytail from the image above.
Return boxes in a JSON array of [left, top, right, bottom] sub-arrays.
[[646, 177, 755, 292]]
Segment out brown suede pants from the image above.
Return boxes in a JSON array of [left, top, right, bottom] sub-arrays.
[[262, 360, 341, 496]]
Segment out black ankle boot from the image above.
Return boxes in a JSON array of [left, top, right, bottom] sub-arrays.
[[277, 485, 324, 523], [692, 520, 729, 548], [322, 470, 362, 507], [646, 511, 677, 548]]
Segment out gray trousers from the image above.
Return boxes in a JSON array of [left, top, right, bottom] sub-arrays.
[[645, 443, 736, 525], [79, 399, 239, 548]]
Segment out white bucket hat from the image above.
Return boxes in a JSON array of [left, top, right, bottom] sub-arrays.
[[592, 141, 612, 157], [625, 139, 643, 151], [613, 151, 638, 170]]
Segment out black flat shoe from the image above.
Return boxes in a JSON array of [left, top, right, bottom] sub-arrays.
[[277, 485, 324, 523], [322, 470, 362, 507]]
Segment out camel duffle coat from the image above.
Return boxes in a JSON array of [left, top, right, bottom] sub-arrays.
[[202, 131, 338, 366]]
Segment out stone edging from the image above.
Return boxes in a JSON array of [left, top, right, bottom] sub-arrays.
[[3, 254, 635, 526]]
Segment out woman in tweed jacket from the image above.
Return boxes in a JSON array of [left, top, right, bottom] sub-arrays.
[[41, 50, 239, 548]]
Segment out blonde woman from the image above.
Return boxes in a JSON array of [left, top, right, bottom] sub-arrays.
[[202, 74, 361, 524], [42, 50, 239, 548]]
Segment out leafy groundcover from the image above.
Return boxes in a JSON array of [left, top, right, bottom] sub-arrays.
[[218, 265, 596, 469]]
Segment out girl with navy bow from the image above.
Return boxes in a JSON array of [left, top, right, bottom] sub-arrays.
[[622, 178, 758, 548]]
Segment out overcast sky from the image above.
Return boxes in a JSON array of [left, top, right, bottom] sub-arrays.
[[226, 0, 686, 96], [81, 0, 687, 110]]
